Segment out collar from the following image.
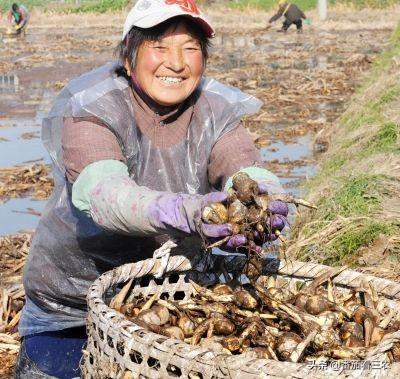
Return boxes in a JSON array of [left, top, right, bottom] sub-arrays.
[[130, 74, 180, 118], [130, 75, 196, 124]]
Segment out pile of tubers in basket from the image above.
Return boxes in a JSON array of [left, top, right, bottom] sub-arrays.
[[112, 267, 400, 363]]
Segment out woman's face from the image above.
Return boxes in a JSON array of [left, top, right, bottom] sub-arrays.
[[133, 23, 204, 106]]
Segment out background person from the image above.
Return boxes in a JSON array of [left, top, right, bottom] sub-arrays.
[[14, 0, 287, 377], [268, 1, 307, 33], [7, 3, 30, 34]]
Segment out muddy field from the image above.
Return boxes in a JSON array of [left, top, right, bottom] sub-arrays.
[[0, 5, 399, 377]]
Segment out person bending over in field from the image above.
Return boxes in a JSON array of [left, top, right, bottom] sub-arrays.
[[268, 0, 307, 33], [7, 3, 30, 34]]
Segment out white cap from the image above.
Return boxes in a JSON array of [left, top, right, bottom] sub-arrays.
[[122, 0, 215, 40]]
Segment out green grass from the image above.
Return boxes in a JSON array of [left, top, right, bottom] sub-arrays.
[[0, 0, 51, 12], [371, 86, 400, 111], [335, 85, 400, 157], [298, 218, 395, 265], [367, 121, 399, 152], [321, 155, 346, 174], [336, 0, 400, 8], [229, 0, 316, 12], [322, 220, 394, 265], [341, 85, 400, 131], [67, 0, 130, 13], [0, 0, 132, 12], [320, 83, 400, 167], [318, 175, 382, 220]]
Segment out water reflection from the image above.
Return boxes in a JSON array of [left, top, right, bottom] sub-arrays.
[[260, 135, 318, 197], [260, 135, 311, 162], [0, 84, 53, 235], [0, 198, 46, 235], [0, 124, 48, 166]]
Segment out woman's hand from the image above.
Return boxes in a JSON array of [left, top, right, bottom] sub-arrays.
[[148, 191, 231, 236], [256, 179, 288, 239], [148, 191, 252, 249], [222, 167, 289, 249]]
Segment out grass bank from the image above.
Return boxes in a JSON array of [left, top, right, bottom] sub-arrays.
[[287, 24, 400, 277]]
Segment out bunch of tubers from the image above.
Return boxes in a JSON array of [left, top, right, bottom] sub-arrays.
[[112, 267, 400, 364], [201, 172, 316, 253]]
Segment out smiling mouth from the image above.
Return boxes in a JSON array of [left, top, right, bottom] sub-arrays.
[[158, 76, 184, 84]]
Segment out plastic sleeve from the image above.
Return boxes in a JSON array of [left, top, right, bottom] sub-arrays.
[[72, 159, 129, 215], [72, 159, 165, 235]]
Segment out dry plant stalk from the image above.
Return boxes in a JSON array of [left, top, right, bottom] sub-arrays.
[[0, 233, 30, 374], [0, 164, 53, 202]]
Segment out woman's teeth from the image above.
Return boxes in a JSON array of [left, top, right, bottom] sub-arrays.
[[159, 76, 183, 84]]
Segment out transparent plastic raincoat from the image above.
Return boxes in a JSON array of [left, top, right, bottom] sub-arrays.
[[21, 61, 262, 332]]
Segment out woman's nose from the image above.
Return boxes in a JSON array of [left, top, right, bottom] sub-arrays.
[[165, 49, 184, 72]]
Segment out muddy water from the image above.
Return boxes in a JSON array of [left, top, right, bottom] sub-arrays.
[[0, 24, 392, 235]]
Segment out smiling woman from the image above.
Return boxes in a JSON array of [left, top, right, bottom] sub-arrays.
[[120, 17, 208, 106], [14, 0, 287, 377]]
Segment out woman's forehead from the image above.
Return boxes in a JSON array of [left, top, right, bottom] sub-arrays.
[[158, 22, 198, 40]]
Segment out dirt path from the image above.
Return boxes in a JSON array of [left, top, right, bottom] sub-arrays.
[[0, 5, 399, 377]]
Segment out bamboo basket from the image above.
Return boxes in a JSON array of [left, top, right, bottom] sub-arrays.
[[82, 255, 400, 379]]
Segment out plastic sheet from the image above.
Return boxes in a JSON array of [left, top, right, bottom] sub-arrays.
[[22, 61, 262, 333]]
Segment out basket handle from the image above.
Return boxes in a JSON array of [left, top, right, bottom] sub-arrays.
[[152, 238, 179, 278]]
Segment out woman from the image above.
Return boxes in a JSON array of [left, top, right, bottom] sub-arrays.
[[15, 0, 286, 377]]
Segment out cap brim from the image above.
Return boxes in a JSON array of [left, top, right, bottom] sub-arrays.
[[123, 10, 215, 39]]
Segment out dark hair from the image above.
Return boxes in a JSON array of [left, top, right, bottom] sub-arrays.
[[12, 3, 19, 11], [116, 16, 211, 78]]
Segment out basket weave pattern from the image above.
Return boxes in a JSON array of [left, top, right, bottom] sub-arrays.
[[82, 256, 400, 379]]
